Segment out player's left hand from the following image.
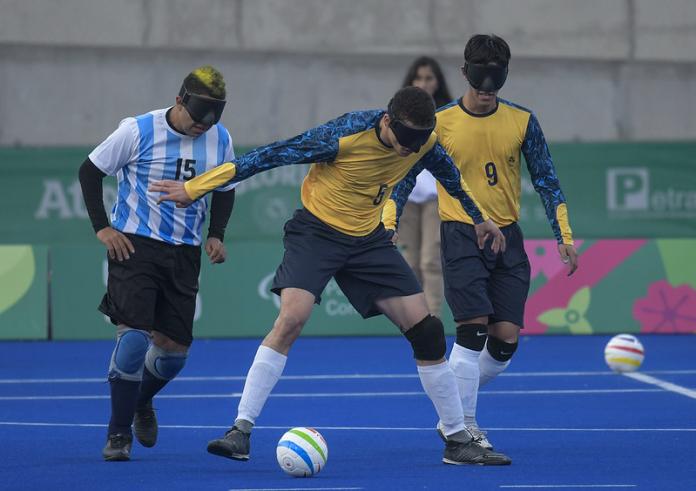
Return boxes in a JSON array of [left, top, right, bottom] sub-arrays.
[[386, 229, 399, 244], [474, 219, 507, 254], [205, 237, 226, 264], [150, 180, 194, 207], [558, 243, 578, 276]]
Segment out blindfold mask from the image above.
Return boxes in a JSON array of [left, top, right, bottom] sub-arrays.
[[387, 102, 434, 153], [179, 85, 226, 126], [463, 63, 508, 92]]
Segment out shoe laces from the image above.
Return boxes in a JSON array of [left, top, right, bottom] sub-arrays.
[[468, 424, 488, 440], [225, 426, 241, 437]]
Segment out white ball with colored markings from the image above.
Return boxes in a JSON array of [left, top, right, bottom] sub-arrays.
[[276, 427, 328, 477], [604, 334, 645, 372]]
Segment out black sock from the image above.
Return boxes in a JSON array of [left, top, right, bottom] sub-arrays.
[[108, 378, 141, 435], [136, 367, 169, 409]]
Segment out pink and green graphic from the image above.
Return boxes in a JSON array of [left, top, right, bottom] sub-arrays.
[[526, 239, 696, 335]]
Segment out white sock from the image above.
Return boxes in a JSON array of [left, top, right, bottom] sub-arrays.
[[479, 344, 511, 387], [236, 345, 287, 425], [417, 361, 466, 437], [449, 343, 481, 426]]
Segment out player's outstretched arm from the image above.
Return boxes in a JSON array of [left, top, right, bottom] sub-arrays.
[[151, 114, 363, 205], [150, 161, 236, 207], [522, 113, 577, 274]]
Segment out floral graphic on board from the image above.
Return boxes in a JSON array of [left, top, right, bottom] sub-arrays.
[[537, 287, 593, 334], [633, 280, 696, 333]]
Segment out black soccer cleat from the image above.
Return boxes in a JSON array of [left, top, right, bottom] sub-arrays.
[[133, 401, 158, 448], [437, 421, 495, 450], [102, 433, 133, 461], [206, 426, 251, 461], [443, 439, 511, 466]]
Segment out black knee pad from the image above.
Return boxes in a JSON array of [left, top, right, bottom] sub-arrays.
[[455, 323, 488, 351], [404, 315, 446, 361], [486, 335, 519, 362]]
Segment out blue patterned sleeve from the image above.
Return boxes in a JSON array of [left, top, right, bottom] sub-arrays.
[[522, 113, 571, 243], [419, 142, 485, 224], [387, 161, 425, 228], [185, 111, 383, 200], [231, 124, 339, 181], [231, 111, 382, 182]]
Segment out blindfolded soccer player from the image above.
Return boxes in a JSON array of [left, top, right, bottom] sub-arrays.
[[151, 86, 511, 466], [387, 34, 578, 457], [79, 66, 236, 461]]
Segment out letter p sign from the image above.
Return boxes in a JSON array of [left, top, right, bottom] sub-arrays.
[[607, 168, 649, 211]]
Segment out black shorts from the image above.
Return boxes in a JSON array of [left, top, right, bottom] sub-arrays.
[[98, 233, 201, 346], [441, 221, 530, 327], [271, 208, 422, 319]]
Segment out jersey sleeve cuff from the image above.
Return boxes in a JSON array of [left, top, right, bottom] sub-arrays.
[[184, 162, 237, 200], [381, 198, 398, 230]]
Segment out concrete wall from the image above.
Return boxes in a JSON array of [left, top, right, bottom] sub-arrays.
[[0, 0, 694, 146]]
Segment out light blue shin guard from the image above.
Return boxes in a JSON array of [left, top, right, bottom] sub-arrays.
[[108, 328, 151, 382], [144, 344, 188, 381]]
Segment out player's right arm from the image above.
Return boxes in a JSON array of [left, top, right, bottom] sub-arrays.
[[152, 116, 351, 205], [382, 161, 423, 232], [79, 119, 137, 261]]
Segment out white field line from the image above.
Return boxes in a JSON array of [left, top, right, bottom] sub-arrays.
[[500, 486, 637, 489], [228, 488, 363, 491], [0, 369, 694, 384], [0, 388, 663, 401], [623, 372, 696, 400], [1, 421, 695, 432]]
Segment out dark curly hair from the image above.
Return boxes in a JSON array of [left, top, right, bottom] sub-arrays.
[[388, 86, 436, 129], [464, 34, 511, 66]]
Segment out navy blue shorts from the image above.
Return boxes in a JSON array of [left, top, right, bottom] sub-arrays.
[[441, 221, 530, 327], [271, 208, 422, 318]]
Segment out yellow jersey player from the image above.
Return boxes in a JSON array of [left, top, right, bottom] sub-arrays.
[[151, 87, 511, 466], [387, 35, 579, 455]]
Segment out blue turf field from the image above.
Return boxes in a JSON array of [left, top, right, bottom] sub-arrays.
[[1, 335, 695, 490]]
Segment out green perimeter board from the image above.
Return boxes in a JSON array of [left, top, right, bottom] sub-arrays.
[[51, 242, 454, 340], [2, 142, 696, 245], [0, 245, 48, 339]]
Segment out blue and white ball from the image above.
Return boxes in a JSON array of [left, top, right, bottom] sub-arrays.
[[604, 334, 645, 372], [276, 427, 328, 477]]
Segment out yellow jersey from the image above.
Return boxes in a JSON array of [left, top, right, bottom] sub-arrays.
[[184, 110, 486, 236], [393, 98, 573, 244]]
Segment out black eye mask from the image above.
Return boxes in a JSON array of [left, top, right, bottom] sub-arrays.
[[463, 63, 508, 92], [386, 101, 434, 153], [180, 86, 226, 126], [389, 120, 433, 153]]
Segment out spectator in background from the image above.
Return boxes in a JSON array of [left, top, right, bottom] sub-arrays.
[[399, 57, 453, 317]]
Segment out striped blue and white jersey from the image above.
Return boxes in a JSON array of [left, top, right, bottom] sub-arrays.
[[89, 108, 237, 246]]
